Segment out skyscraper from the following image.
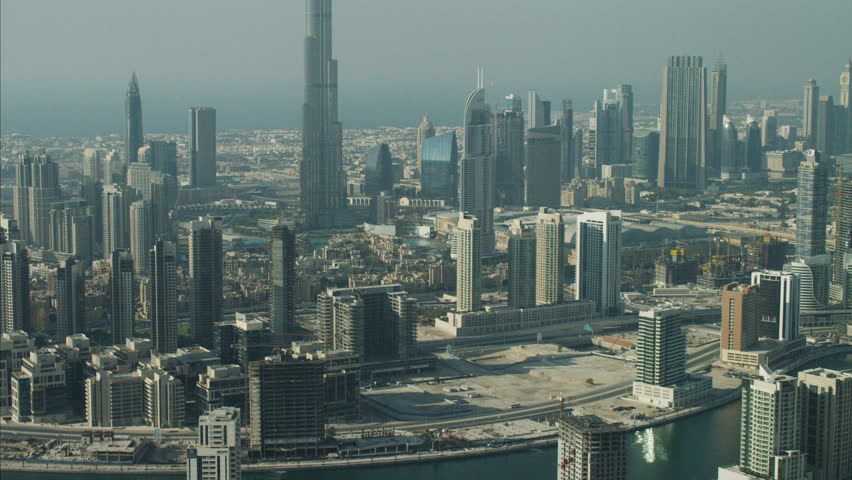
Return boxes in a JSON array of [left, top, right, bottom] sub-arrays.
[[816, 95, 836, 156], [189, 217, 223, 348], [803, 79, 820, 145], [102, 184, 133, 258], [842, 59, 852, 154], [576, 211, 623, 316], [631, 130, 659, 180], [536, 208, 564, 306], [559, 99, 577, 183], [528, 90, 546, 128], [363, 143, 393, 195], [269, 223, 296, 336], [751, 271, 801, 341], [0, 242, 30, 333], [708, 58, 727, 177], [80, 179, 103, 256], [525, 125, 562, 208], [148, 239, 177, 353], [557, 415, 627, 480], [455, 213, 481, 313], [103, 150, 126, 185], [189, 107, 217, 188], [188, 407, 242, 480], [416, 115, 435, 177], [110, 249, 134, 345], [460, 72, 495, 256], [142, 140, 178, 177], [618, 85, 634, 165], [301, 0, 348, 230], [493, 98, 525, 206], [797, 368, 852, 480], [657, 56, 707, 189], [420, 132, 458, 204], [591, 91, 623, 170], [833, 170, 852, 290], [129, 200, 152, 276], [148, 171, 178, 242], [55, 257, 86, 338], [720, 116, 740, 180], [14, 151, 61, 247], [125, 73, 144, 165], [744, 118, 762, 173], [507, 221, 536, 309], [795, 150, 829, 258], [761, 109, 778, 149]]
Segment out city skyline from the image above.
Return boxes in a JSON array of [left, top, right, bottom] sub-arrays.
[[2, 1, 852, 136], [2, 1, 852, 479]]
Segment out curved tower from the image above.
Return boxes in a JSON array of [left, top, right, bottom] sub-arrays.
[[460, 71, 495, 256], [301, 0, 348, 229]]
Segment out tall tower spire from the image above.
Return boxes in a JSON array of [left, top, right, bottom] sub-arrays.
[[301, 0, 348, 229], [125, 73, 144, 165]]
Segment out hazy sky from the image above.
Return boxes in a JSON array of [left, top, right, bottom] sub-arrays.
[[2, 0, 851, 136]]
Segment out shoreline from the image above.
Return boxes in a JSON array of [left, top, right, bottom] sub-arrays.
[[2, 346, 848, 476]]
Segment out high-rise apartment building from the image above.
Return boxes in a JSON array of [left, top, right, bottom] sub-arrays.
[[493, 99, 525, 206], [536, 208, 564, 306], [14, 151, 61, 247], [507, 221, 536, 309], [455, 213, 481, 313], [557, 415, 627, 480], [416, 115, 435, 177], [735, 373, 806, 480], [102, 184, 133, 258], [635, 309, 686, 387], [317, 284, 416, 362], [188, 407, 241, 480], [83, 148, 104, 181], [148, 239, 177, 353], [189, 107, 217, 188], [576, 211, 622, 316], [125, 73, 144, 165], [797, 368, 852, 480], [528, 90, 546, 129], [55, 257, 85, 338], [144, 370, 185, 428], [141, 140, 178, 177], [761, 110, 778, 150], [795, 150, 829, 258], [49, 200, 95, 263], [1, 242, 30, 333], [832, 171, 852, 293], [110, 250, 134, 345], [190, 217, 223, 348], [460, 73, 495, 256], [301, 0, 348, 229], [128, 200, 151, 276], [269, 223, 296, 335], [249, 352, 326, 457], [658, 56, 706, 189]]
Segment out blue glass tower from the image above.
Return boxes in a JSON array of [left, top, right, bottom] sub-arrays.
[[420, 132, 458, 204]]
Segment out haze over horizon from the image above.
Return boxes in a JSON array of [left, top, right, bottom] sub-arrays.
[[2, 0, 851, 137]]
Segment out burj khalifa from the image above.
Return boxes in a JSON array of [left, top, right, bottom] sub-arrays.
[[301, 0, 348, 229]]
